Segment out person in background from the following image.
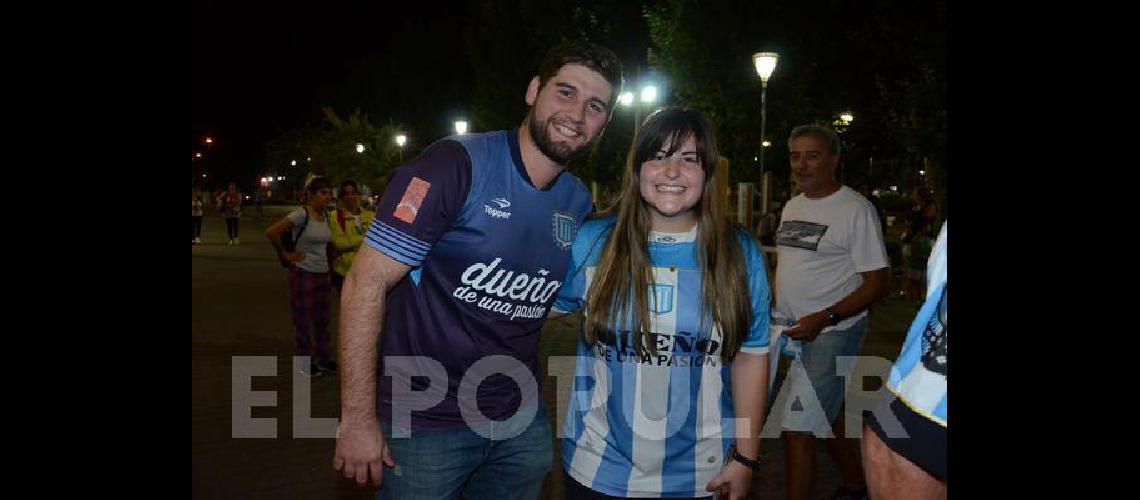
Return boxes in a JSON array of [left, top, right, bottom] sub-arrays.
[[192, 188, 205, 244], [218, 182, 244, 245], [901, 187, 938, 304], [773, 124, 889, 500], [328, 180, 375, 293], [265, 176, 338, 377]]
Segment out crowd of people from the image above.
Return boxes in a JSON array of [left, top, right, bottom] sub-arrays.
[[195, 39, 946, 500]]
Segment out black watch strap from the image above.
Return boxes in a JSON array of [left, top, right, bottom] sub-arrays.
[[826, 306, 842, 326], [731, 449, 762, 471]]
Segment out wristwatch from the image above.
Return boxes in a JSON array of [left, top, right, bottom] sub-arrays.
[[731, 449, 763, 471], [825, 306, 842, 326]]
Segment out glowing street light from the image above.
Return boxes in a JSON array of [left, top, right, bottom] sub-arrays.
[[455, 120, 469, 135], [395, 134, 408, 161], [356, 143, 365, 153], [640, 85, 658, 104], [619, 92, 634, 106], [752, 51, 779, 177]]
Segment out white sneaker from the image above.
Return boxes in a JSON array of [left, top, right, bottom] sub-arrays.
[[228, 239, 234, 246], [233, 237, 240, 244], [194, 237, 201, 244]]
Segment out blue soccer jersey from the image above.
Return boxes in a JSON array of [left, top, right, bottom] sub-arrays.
[[553, 217, 771, 498], [886, 222, 947, 427], [364, 129, 594, 431]]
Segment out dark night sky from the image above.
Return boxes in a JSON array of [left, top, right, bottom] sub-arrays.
[[191, 1, 471, 189]]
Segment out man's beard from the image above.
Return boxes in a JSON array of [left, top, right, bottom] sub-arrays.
[[527, 109, 595, 165]]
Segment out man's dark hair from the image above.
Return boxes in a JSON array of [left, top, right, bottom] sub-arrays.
[[535, 41, 624, 108]]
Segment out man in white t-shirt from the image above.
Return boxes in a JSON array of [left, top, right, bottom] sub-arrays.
[[773, 124, 889, 500]]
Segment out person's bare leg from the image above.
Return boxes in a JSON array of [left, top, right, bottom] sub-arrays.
[[784, 430, 817, 500], [861, 424, 946, 500]]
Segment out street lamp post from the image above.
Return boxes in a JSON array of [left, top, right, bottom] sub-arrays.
[[833, 111, 854, 183], [753, 52, 779, 220], [395, 134, 407, 161], [752, 52, 779, 179]]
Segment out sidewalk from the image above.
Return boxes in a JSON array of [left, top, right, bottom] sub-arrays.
[[192, 210, 920, 499]]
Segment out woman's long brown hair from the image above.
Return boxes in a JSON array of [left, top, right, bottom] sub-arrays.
[[584, 107, 752, 361]]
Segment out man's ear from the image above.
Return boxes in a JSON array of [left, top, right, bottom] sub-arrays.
[[525, 76, 541, 106]]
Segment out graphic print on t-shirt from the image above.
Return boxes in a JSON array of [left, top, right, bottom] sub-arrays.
[[393, 176, 431, 224], [776, 220, 829, 250]]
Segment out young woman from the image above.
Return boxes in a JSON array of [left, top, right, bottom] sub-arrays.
[[266, 176, 337, 377], [327, 180, 375, 293], [552, 108, 772, 499], [218, 182, 244, 245]]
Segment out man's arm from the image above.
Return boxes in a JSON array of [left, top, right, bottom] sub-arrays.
[[333, 245, 411, 487], [785, 268, 889, 342], [707, 352, 769, 499]]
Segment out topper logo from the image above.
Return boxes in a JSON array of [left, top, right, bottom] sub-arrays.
[[484, 198, 512, 219]]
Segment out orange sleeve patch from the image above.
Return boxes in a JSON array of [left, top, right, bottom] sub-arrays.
[[392, 176, 431, 224]]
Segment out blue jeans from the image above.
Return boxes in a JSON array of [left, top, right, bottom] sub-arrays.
[[377, 405, 553, 500], [775, 316, 868, 435]]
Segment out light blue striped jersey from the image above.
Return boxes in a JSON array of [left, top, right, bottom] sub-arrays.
[[887, 222, 947, 427], [553, 216, 771, 497]]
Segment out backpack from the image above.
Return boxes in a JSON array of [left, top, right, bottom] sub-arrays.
[[278, 207, 310, 268]]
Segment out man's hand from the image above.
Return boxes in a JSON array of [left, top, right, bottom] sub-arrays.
[[784, 311, 830, 342], [333, 418, 395, 487], [705, 460, 753, 500]]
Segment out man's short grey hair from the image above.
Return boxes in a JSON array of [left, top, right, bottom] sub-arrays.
[[788, 124, 842, 156]]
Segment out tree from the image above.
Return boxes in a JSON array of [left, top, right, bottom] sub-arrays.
[[644, 0, 946, 204], [265, 108, 407, 198]]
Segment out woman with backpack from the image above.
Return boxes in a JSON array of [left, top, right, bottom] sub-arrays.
[[266, 176, 337, 378]]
